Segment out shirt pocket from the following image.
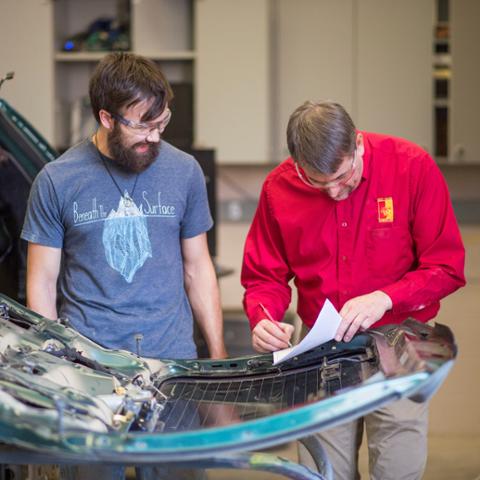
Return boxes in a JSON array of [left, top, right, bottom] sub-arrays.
[[366, 226, 414, 280]]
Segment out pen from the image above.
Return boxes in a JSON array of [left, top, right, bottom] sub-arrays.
[[259, 302, 293, 348]]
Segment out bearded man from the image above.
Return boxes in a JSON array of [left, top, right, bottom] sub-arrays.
[[22, 52, 226, 363]]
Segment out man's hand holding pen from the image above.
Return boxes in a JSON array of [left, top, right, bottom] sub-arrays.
[[251, 303, 295, 353]]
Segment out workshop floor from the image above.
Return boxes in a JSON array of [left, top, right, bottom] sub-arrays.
[[209, 225, 480, 479], [207, 435, 480, 479]]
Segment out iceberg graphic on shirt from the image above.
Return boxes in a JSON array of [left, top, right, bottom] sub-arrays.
[[102, 193, 152, 283]]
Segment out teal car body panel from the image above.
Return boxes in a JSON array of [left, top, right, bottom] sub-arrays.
[[0, 293, 456, 464]]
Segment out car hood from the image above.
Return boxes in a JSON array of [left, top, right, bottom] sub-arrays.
[[0, 293, 456, 463]]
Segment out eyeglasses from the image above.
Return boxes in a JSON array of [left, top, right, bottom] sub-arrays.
[[110, 108, 172, 136], [295, 149, 357, 190]]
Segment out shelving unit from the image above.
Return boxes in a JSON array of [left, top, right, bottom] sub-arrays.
[[433, 0, 450, 162], [52, 0, 194, 150]]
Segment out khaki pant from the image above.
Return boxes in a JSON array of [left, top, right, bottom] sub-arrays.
[[298, 398, 429, 480]]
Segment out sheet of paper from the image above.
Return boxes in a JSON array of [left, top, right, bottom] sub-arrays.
[[273, 298, 342, 365]]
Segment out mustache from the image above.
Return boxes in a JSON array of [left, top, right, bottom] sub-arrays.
[[133, 140, 155, 149]]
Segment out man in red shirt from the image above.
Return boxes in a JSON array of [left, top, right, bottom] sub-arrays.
[[241, 101, 465, 479]]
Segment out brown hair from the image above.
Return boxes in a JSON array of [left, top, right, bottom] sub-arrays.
[[89, 52, 173, 123], [286, 101, 356, 174]]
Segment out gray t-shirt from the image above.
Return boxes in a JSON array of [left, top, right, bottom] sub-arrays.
[[21, 139, 213, 359]]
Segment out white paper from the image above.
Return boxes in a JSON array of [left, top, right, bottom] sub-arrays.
[[273, 299, 342, 365]]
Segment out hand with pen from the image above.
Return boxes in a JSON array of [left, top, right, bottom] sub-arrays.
[[251, 303, 295, 353]]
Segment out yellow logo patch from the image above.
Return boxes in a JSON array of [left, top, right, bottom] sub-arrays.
[[377, 197, 394, 223]]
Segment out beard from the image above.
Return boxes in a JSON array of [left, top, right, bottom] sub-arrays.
[[107, 124, 160, 173]]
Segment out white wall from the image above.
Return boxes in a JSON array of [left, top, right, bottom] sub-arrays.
[[274, 0, 355, 160], [195, 0, 271, 163], [356, 0, 434, 151], [275, 0, 434, 160], [196, 0, 435, 163], [0, 0, 54, 143], [450, 0, 480, 163]]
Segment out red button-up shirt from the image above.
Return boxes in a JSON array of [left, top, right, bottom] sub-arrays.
[[242, 132, 466, 330]]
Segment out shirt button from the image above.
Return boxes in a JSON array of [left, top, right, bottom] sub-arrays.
[[341, 221, 348, 228], [342, 255, 347, 261]]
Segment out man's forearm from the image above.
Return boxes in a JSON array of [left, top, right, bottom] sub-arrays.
[[185, 261, 227, 359], [27, 280, 58, 319], [26, 243, 62, 320]]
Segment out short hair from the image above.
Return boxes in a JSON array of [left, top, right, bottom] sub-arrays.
[[89, 52, 173, 123], [286, 101, 356, 174]]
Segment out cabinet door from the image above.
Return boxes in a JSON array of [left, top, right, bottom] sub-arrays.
[[275, 0, 355, 161], [0, 0, 54, 144], [356, 0, 434, 153], [194, 0, 270, 163], [450, 0, 480, 163]]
